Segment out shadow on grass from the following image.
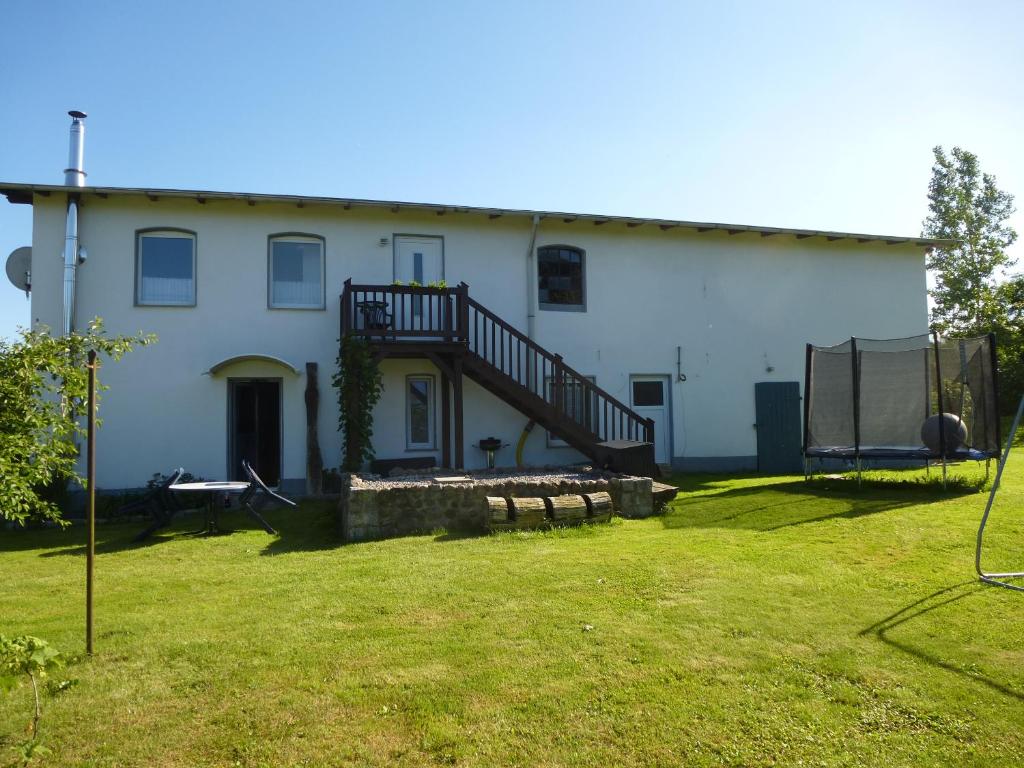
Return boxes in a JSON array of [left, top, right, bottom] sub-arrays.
[[432, 530, 484, 543], [7, 501, 483, 558], [259, 501, 346, 556], [860, 581, 1024, 703], [0, 518, 176, 557], [660, 475, 979, 532], [1, 505, 223, 557], [32, 512, 259, 558], [662, 480, 914, 531], [8, 503, 345, 559]]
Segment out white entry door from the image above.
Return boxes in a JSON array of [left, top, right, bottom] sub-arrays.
[[630, 375, 670, 465], [394, 235, 444, 285]]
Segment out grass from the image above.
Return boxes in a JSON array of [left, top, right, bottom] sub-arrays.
[[1, 456, 1023, 767]]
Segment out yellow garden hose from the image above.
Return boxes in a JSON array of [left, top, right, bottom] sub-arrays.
[[515, 419, 537, 466]]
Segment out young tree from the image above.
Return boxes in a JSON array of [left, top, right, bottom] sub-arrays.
[[923, 146, 1018, 335], [0, 319, 153, 526], [923, 147, 1023, 414], [992, 274, 1024, 415]]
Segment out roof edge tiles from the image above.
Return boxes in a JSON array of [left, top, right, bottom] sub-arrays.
[[0, 182, 949, 248]]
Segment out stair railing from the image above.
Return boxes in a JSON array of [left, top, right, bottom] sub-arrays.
[[340, 279, 654, 446], [464, 296, 653, 445]]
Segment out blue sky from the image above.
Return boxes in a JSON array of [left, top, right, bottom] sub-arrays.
[[2, 0, 1022, 339]]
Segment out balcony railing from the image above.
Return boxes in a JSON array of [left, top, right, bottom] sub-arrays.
[[340, 280, 466, 340]]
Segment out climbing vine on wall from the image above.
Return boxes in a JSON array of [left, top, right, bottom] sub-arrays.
[[333, 336, 383, 471]]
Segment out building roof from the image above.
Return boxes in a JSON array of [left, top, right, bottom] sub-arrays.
[[0, 181, 949, 248]]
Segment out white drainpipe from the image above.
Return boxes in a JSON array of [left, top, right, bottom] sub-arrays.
[[62, 110, 87, 336], [525, 214, 540, 340]]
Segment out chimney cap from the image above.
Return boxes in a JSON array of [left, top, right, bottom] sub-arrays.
[[68, 110, 87, 119]]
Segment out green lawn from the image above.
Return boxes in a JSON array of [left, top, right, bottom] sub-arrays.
[[2, 458, 1023, 767]]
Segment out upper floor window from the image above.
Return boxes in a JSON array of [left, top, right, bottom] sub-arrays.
[[136, 229, 196, 306], [538, 245, 585, 311], [269, 234, 325, 309]]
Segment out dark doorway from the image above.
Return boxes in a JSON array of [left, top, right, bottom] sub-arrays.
[[229, 379, 281, 485], [755, 382, 803, 474]]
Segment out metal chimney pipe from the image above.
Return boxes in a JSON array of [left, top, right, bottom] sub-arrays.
[[62, 110, 87, 335], [64, 110, 87, 186], [62, 201, 79, 335]]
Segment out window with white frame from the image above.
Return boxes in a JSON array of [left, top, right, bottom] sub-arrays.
[[136, 229, 196, 306], [406, 375, 435, 450], [269, 234, 325, 309]]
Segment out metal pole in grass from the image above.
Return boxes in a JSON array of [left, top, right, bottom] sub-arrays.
[[975, 395, 1024, 592], [850, 337, 862, 487], [932, 332, 948, 489], [86, 349, 98, 655]]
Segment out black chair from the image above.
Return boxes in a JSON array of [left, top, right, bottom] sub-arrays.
[[129, 468, 185, 542], [239, 460, 296, 535], [356, 300, 392, 331]]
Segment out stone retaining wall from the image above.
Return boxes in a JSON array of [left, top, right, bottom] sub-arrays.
[[338, 472, 657, 541], [608, 477, 654, 519]]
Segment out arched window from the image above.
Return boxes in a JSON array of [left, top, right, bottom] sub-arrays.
[[538, 245, 585, 310], [268, 233, 325, 309]]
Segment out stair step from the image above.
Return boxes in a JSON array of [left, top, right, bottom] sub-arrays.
[[652, 481, 679, 510], [593, 440, 658, 478]]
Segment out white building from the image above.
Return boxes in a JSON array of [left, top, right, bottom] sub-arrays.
[[2, 118, 939, 492]]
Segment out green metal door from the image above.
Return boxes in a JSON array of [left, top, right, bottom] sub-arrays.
[[755, 382, 803, 474]]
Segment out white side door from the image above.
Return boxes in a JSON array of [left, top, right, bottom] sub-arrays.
[[630, 375, 670, 465], [394, 235, 444, 285]]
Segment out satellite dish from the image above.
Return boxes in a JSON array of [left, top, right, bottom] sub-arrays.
[[5, 247, 32, 297]]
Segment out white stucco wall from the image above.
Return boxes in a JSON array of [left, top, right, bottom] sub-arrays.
[[27, 192, 927, 488]]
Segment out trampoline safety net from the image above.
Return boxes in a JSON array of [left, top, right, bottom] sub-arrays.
[[804, 333, 1000, 460]]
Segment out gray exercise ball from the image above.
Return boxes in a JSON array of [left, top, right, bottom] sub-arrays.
[[920, 413, 968, 455]]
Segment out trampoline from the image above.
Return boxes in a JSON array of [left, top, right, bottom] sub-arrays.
[[803, 332, 1001, 481]]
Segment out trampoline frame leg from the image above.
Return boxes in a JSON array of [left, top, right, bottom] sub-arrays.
[[975, 395, 1024, 592]]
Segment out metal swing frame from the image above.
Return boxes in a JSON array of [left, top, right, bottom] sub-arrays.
[[975, 395, 1024, 592]]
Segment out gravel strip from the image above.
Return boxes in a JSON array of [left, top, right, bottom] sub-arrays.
[[351, 466, 612, 491]]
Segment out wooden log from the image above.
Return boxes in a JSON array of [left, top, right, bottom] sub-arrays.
[[545, 494, 588, 522], [510, 497, 547, 528], [583, 491, 613, 518], [304, 362, 323, 496], [486, 496, 511, 524]]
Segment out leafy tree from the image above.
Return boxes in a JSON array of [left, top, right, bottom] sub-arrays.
[[0, 319, 154, 526], [992, 275, 1024, 414], [923, 146, 1022, 413], [923, 146, 1017, 334]]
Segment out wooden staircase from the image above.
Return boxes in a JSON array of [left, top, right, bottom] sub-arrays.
[[341, 281, 658, 477]]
